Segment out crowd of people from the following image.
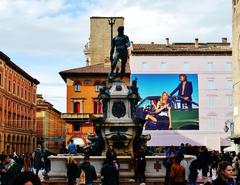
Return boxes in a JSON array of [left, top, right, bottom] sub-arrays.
[[1, 142, 240, 185], [0, 144, 54, 185], [162, 143, 238, 185]]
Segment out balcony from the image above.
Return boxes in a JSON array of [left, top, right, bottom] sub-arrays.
[[61, 113, 103, 123]]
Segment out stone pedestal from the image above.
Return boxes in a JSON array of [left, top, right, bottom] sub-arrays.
[[47, 155, 195, 180], [95, 80, 143, 155]]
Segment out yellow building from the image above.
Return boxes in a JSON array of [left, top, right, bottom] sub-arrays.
[[36, 94, 66, 153]]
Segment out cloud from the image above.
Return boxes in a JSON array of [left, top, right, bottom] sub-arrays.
[[0, 0, 232, 112]]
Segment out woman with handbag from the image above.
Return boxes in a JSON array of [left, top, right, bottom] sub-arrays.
[[67, 156, 78, 185]]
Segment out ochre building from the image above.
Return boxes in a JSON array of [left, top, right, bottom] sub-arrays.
[[59, 62, 130, 147], [0, 52, 39, 154], [36, 94, 66, 153], [60, 16, 130, 147]]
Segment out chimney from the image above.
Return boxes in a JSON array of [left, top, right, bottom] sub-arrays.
[[222, 37, 227, 43], [166, 38, 170, 47], [195, 38, 199, 48]]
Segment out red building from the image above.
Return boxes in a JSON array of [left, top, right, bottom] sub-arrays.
[[0, 51, 39, 154]]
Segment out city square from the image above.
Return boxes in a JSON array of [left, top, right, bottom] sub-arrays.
[[0, 0, 239, 185]]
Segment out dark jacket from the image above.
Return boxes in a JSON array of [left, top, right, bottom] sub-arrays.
[[67, 163, 78, 184], [101, 162, 119, 185], [79, 162, 97, 184], [213, 177, 235, 185], [2, 160, 18, 185], [33, 148, 42, 170], [170, 81, 193, 98], [189, 159, 199, 181]]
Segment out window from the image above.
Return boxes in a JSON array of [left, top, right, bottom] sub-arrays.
[[142, 62, 147, 71], [225, 62, 232, 72], [8, 80, 11, 92], [160, 62, 167, 71], [226, 80, 232, 89], [183, 62, 190, 72], [17, 85, 19, 96], [73, 123, 80, 131], [208, 80, 215, 90], [13, 83, 15, 94], [207, 62, 213, 72], [73, 102, 80, 113], [95, 84, 100, 92], [74, 81, 81, 92], [208, 116, 216, 130], [21, 87, 23, 98], [25, 90, 27, 100], [227, 95, 232, 106], [208, 96, 215, 108]]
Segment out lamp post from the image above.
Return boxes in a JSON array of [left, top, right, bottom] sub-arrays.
[[108, 17, 116, 49]]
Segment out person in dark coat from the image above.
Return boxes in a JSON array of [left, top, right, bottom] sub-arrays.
[[32, 144, 43, 176], [2, 155, 19, 185], [212, 161, 235, 185], [135, 145, 146, 183], [66, 157, 78, 185], [189, 158, 200, 185], [78, 155, 97, 185], [101, 156, 119, 185], [10, 171, 41, 185]]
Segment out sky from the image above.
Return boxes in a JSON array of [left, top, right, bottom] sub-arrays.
[[0, 0, 232, 112]]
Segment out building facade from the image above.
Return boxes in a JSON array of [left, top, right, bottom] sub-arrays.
[[232, 0, 240, 144], [36, 94, 66, 153], [59, 16, 130, 147], [59, 63, 130, 147], [85, 17, 124, 66], [130, 38, 232, 150], [0, 51, 39, 154]]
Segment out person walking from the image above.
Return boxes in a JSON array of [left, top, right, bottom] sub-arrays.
[[78, 155, 97, 185], [32, 144, 43, 176], [170, 155, 186, 185], [101, 156, 119, 185], [66, 156, 78, 185]]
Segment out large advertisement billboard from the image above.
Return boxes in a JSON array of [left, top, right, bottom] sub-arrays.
[[132, 74, 199, 130]]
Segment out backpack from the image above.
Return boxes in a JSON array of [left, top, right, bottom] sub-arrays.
[[77, 169, 86, 185]]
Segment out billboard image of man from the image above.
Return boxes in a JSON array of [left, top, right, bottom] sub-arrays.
[[170, 74, 193, 109]]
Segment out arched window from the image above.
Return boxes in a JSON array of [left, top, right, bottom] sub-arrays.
[[73, 81, 81, 92]]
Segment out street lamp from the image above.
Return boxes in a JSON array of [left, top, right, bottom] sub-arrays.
[[108, 17, 116, 49]]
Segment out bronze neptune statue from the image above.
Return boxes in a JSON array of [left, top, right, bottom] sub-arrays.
[[109, 26, 130, 80]]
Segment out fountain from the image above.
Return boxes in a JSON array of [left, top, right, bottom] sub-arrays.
[[83, 78, 149, 156], [45, 26, 194, 184]]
